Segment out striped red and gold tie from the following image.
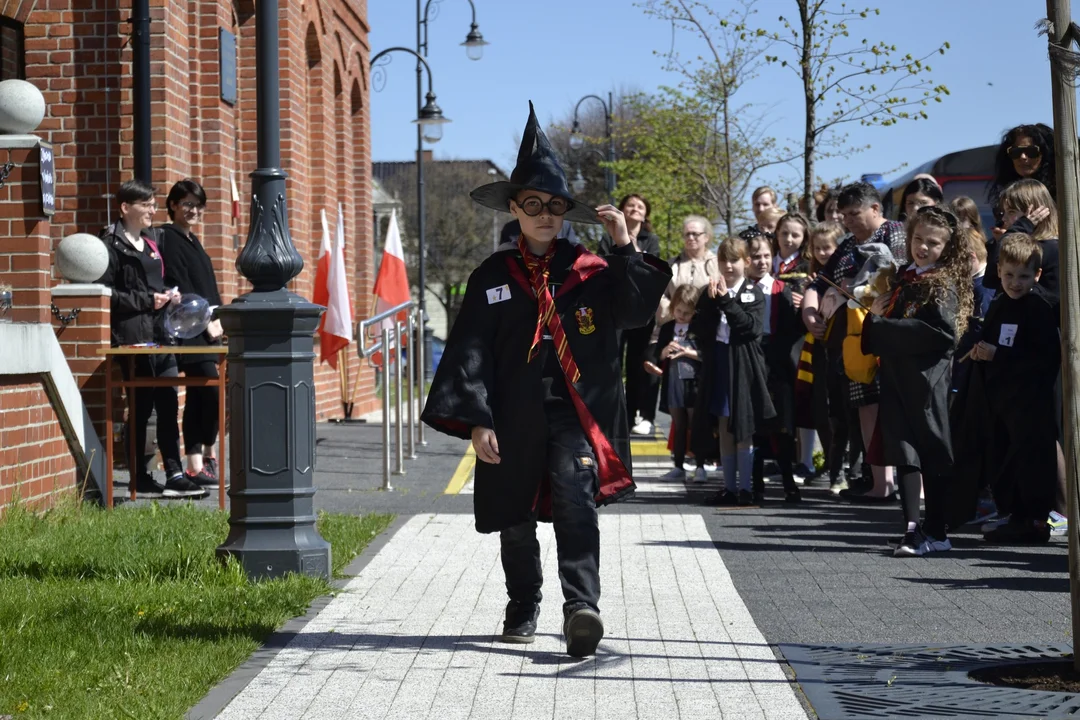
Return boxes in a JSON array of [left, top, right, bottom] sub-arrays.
[[519, 238, 581, 383]]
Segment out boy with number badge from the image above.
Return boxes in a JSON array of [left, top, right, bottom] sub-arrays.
[[422, 103, 671, 657], [960, 233, 1060, 544]]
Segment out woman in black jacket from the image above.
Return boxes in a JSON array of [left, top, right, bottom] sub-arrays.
[[97, 180, 202, 498], [598, 194, 663, 436], [160, 179, 225, 488]]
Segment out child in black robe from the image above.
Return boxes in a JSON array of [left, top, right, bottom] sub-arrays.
[[862, 206, 972, 557], [745, 233, 803, 504], [646, 284, 704, 481], [692, 237, 776, 506], [966, 233, 1060, 544], [421, 103, 671, 656]]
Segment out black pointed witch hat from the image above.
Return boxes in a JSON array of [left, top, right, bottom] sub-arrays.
[[470, 101, 600, 225]]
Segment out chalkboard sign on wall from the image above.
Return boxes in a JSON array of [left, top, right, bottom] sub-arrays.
[[220, 29, 237, 106]]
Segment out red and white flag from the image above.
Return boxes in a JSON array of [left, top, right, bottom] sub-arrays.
[[229, 170, 241, 223], [372, 209, 411, 334], [317, 206, 354, 368]]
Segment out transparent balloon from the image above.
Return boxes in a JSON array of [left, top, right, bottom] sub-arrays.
[[164, 293, 214, 339]]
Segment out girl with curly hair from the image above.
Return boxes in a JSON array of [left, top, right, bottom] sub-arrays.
[[861, 206, 973, 557]]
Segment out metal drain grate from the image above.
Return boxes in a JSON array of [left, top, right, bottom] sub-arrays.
[[778, 643, 1080, 719]]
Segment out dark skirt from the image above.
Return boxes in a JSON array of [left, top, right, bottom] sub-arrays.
[[710, 342, 731, 418], [667, 375, 698, 410]]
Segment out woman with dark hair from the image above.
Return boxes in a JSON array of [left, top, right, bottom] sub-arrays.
[[989, 124, 1056, 237], [898, 177, 943, 221], [160, 179, 225, 488], [599, 194, 662, 435], [815, 188, 843, 224]]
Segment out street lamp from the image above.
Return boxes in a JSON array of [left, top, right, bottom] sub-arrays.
[[571, 168, 586, 195], [462, 22, 489, 61], [414, 0, 486, 381], [215, 0, 331, 581], [416, 90, 449, 143], [570, 92, 616, 202]]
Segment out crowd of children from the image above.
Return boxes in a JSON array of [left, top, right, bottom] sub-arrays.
[[647, 171, 1066, 556]]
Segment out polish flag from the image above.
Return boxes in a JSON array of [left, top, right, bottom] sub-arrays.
[[318, 206, 354, 368], [371, 210, 411, 358], [229, 170, 240, 223]]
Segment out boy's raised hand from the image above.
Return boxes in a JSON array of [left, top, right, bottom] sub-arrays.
[[708, 274, 728, 299], [471, 426, 501, 464], [595, 205, 630, 247]]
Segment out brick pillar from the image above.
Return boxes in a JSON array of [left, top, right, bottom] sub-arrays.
[[0, 137, 51, 323], [50, 283, 112, 443]]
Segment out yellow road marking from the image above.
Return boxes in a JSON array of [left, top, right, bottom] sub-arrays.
[[444, 446, 476, 494], [631, 439, 671, 457]]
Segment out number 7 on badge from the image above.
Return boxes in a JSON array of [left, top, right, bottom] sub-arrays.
[[486, 284, 511, 305]]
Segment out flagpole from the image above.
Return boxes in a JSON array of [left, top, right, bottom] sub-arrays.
[[337, 348, 349, 418]]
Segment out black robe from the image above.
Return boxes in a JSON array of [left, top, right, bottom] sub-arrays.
[[861, 275, 957, 477], [761, 278, 806, 435], [690, 281, 775, 450], [648, 319, 702, 416], [421, 238, 671, 533], [951, 284, 1060, 520]]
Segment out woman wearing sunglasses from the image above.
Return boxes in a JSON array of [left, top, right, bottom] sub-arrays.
[[989, 124, 1056, 240]]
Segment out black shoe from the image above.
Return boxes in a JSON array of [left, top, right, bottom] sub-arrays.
[[752, 490, 766, 505], [134, 474, 167, 497], [984, 520, 1051, 545], [163, 474, 208, 499], [794, 463, 813, 478], [737, 489, 753, 506], [707, 489, 738, 506], [839, 488, 898, 505], [501, 601, 540, 644], [185, 469, 218, 488], [893, 530, 923, 557], [785, 489, 802, 503], [564, 608, 604, 658], [204, 456, 218, 478]]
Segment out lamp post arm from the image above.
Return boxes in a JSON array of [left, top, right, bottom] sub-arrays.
[[572, 94, 611, 131], [421, 0, 479, 55], [371, 46, 435, 94]]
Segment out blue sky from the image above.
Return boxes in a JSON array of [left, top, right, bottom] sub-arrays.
[[369, 0, 1060, 197]]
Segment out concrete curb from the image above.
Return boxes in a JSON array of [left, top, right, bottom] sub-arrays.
[[184, 514, 412, 720]]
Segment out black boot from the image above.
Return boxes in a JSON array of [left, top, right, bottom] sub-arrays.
[[500, 600, 540, 644]]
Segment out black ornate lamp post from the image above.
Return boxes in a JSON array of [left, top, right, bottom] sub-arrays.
[[413, 0, 486, 380], [215, 0, 330, 581], [569, 92, 616, 202]]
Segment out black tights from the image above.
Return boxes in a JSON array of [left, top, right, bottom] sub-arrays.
[[898, 465, 948, 539], [752, 433, 798, 494], [180, 360, 219, 455], [669, 407, 699, 469], [827, 407, 863, 482]]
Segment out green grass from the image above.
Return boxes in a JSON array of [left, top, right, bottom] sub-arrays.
[[0, 499, 394, 719]]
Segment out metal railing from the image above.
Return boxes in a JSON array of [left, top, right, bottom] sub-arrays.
[[358, 301, 426, 491]]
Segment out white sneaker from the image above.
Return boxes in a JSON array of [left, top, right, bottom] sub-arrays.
[[661, 467, 686, 480], [981, 515, 1011, 534], [703, 462, 718, 473], [918, 536, 952, 554], [693, 467, 708, 484], [631, 419, 654, 436]]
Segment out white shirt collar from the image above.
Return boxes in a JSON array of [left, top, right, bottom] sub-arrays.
[[781, 252, 800, 265], [914, 263, 936, 275]]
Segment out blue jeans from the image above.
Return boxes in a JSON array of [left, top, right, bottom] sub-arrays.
[[499, 403, 600, 618]]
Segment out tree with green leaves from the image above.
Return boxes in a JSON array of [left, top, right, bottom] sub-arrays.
[[762, 2, 950, 215], [636, 0, 800, 238]]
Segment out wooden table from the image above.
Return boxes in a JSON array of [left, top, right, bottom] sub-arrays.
[[98, 346, 228, 509]]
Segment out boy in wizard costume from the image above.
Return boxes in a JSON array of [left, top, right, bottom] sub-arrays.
[[421, 103, 671, 658]]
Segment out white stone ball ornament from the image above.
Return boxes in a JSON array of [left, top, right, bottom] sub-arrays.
[[56, 233, 109, 284], [0, 79, 45, 134]]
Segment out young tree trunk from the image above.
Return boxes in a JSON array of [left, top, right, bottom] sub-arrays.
[[1045, 0, 1080, 670], [800, 0, 817, 218], [723, 89, 734, 236]]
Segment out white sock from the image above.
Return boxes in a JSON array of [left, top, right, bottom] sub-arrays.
[[721, 454, 737, 492], [798, 429, 817, 467], [737, 448, 753, 492], [907, 521, 918, 533]]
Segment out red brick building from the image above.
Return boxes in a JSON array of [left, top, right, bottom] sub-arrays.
[[0, 0, 378, 509]]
